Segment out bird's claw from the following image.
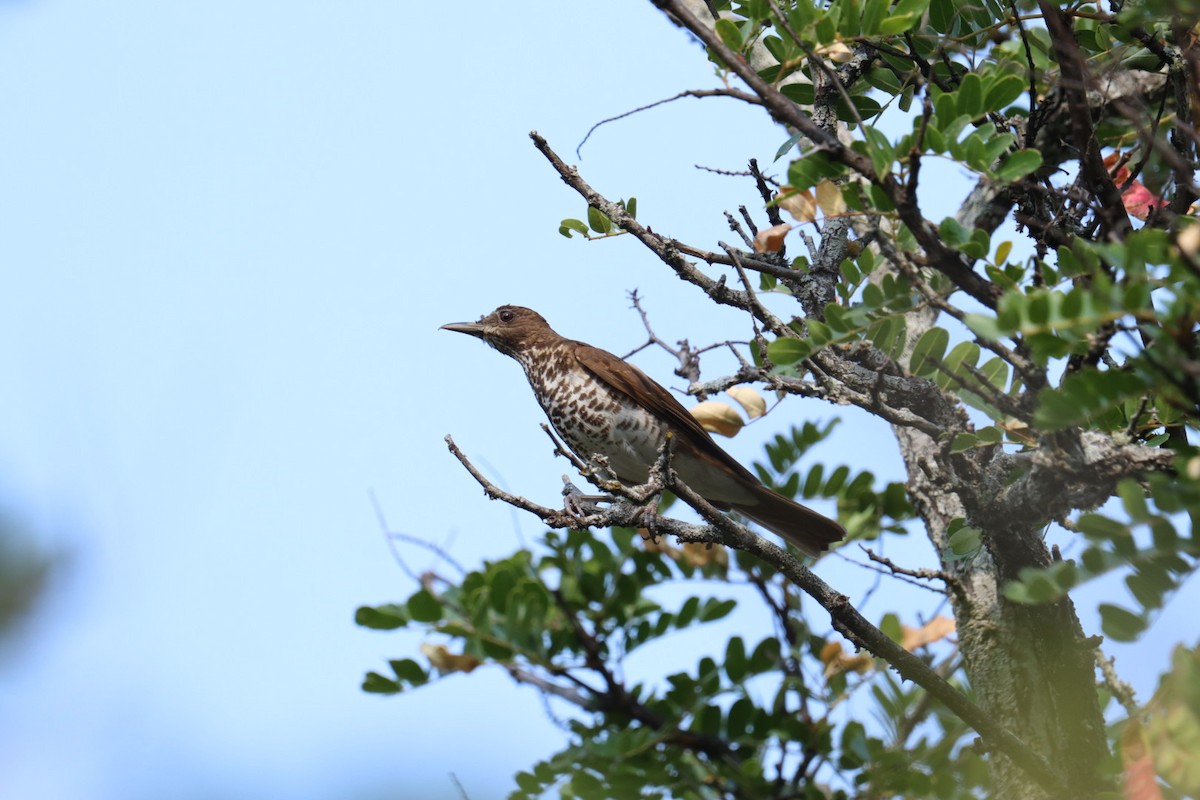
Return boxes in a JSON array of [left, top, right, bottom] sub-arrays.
[[561, 478, 610, 525], [636, 496, 664, 543]]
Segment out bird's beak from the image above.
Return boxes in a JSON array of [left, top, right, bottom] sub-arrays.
[[440, 321, 487, 338]]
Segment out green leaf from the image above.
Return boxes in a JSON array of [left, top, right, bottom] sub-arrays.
[[1118, 479, 1151, 521], [963, 312, 1009, 339], [355, 603, 409, 630], [407, 589, 443, 623], [929, 0, 955, 32], [715, 18, 744, 51], [956, 73, 984, 118], [570, 770, 606, 800], [979, 356, 1010, 392], [361, 671, 402, 694], [861, 0, 889, 35], [390, 658, 429, 686], [938, 217, 971, 247], [676, 596, 700, 628], [879, 612, 903, 642], [775, 130, 806, 160], [767, 337, 810, 365], [909, 326, 949, 377], [726, 697, 755, 740], [558, 218, 590, 239], [892, 0, 934, 18], [700, 597, 737, 622], [1077, 512, 1130, 540], [787, 151, 843, 190], [586, 205, 612, 234], [695, 703, 722, 736], [946, 524, 982, 560], [750, 637, 782, 672], [1099, 603, 1148, 642], [863, 125, 894, 176], [936, 340, 981, 390], [995, 149, 1042, 181], [725, 636, 748, 682], [865, 65, 903, 95], [985, 74, 1026, 111], [951, 432, 980, 453], [514, 771, 541, 794], [879, 12, 919, 34], [781, 83, 816, 106]]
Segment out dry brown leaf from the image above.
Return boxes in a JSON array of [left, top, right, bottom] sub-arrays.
[[1187, 455, 1200, 481], [726, 385, 766, 419], [778, 187, 817, 224], [690, 401, 744, 437], [420, 643, 481, 674], [900, 615, 957, 651], [819, 640, 843, 665], [819, 640, 874, 678], [681, 541, 729, 567], [998, 418, 1037, 445], [815, 179, 847, 217], [816, 41, 854, 63], [1178, 222, 1200, 257], [640, 533, 675, 554], [753, 223, 792, 254]]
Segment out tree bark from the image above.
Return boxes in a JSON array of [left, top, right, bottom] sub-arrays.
[[895, 425, 1110, 799]]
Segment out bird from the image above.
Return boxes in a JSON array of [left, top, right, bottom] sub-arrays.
[[441, 305, 845, 556]]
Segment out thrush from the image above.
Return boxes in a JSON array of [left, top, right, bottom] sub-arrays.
[[441, 305, 845, 556]]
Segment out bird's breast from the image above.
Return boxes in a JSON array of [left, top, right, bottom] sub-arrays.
[[524, 357, 664, 483]]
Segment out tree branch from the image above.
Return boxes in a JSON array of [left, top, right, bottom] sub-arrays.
[[444, 435, 1070, 797]]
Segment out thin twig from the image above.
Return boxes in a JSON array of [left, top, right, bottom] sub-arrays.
[[577, 89, 762, 158]]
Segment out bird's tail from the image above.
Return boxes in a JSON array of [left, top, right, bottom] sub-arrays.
[[731, 484, 845, 557]]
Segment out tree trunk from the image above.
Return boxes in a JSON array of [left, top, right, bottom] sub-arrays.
[[895, 424, 1111, 799]]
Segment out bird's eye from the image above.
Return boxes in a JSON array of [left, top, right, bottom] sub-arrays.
[[499, 309, 515, 323]]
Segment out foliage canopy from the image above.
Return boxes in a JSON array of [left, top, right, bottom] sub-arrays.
[[364, 1, 1199, 797]]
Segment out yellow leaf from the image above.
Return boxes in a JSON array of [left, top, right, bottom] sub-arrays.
[[680, 541, 728, 567], [995, 240, 1013, 264], [819, 640, 874, 678], [814, 179, 846, 217], [753, 223, 791, 253], [816, 41, 853, 63], [1178, 222, 1200, 257], [819, 640, 844, 665], [999, 418, 1036, 445], [690, 401, 744, 437], [726, 385, 766, 419], [778, 187, 817, 224], [640, 533, 675, 554], [900, 614, 956, 651], [420, 643, 481, 674]]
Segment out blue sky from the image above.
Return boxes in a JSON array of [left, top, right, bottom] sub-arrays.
[[0, 2, 1194, 799]]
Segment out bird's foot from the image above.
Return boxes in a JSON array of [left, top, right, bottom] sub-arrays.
[[561, 478, 611, 525], [635, 496, 664, 543]]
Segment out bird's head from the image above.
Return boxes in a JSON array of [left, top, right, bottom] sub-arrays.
[[440, 305, 556, 360]]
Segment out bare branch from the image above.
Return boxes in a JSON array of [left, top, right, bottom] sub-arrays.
[[576, 89, 762, 159]]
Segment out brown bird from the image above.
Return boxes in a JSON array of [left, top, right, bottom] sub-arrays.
[[441, 306, 845, 556]]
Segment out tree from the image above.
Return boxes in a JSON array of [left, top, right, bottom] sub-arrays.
[[359, 1, 1200, 798]]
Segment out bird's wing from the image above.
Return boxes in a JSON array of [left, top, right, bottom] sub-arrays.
[[572, 341, 759, 482]]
